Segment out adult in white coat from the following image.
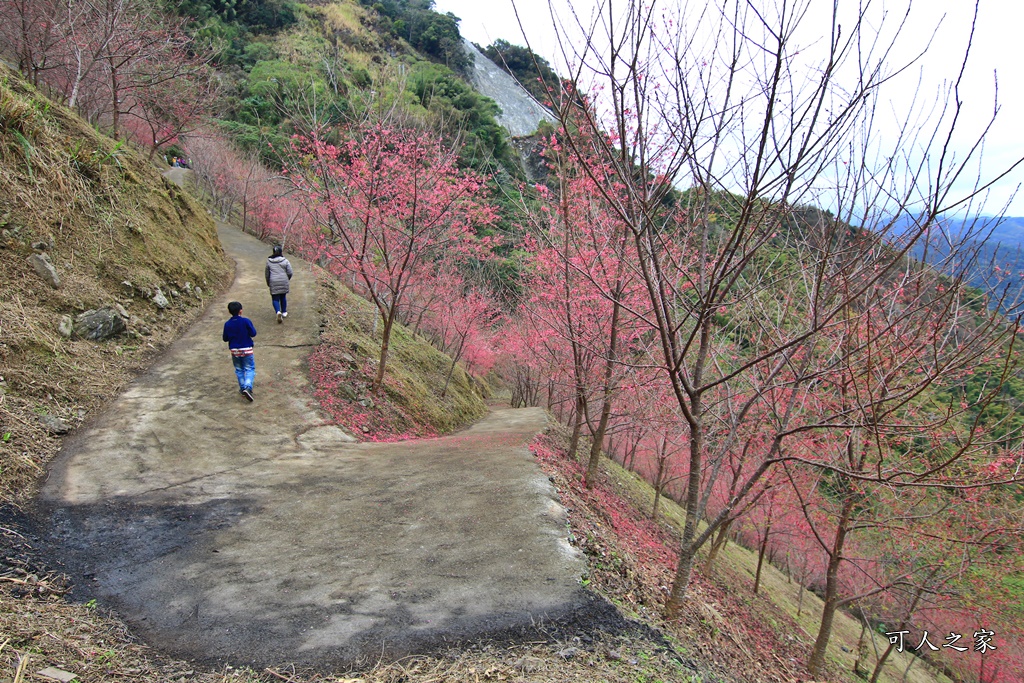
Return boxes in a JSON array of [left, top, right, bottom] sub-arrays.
[[265, 244, 293, 323]]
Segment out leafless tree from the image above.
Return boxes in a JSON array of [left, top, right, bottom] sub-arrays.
[[520, 0, 1024, 675]]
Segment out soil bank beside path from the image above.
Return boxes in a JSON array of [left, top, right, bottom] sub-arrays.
[[31, 177, 590, 669]]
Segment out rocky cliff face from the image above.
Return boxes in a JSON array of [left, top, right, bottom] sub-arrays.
[[510, 136, 550, 184], [463, 40, 555, 138]]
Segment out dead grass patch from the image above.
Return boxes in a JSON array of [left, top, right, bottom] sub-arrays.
[[0, 65, 231, 506]]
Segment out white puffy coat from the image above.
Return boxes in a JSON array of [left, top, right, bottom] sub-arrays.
[[265, 255, 293, 295]]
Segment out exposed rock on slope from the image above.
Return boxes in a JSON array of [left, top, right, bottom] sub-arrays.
[[464, 39, 555, 137]]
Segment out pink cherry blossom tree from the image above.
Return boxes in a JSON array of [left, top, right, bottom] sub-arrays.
[[529, 5, 1024, 676], [288, 117, 499, 389]]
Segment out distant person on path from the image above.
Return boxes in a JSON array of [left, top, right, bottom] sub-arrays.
[[223, 301, 257, 402], [265, 244, 293, 324]]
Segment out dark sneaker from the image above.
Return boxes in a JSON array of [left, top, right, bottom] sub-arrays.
[[277, 311, 283, 324], [242, 389, 254, 402]]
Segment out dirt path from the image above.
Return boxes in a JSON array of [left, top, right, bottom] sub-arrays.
[[32, 183, 589, 669]]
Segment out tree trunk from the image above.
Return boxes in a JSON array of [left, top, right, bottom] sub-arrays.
[[585, 297, 621, 488], [666, 410, 703, 617], [441, 358, 457, 398], [652, 452, 667, 521], [585, 390, 614, 486], [440, 334, 467, 398], [705, 518, 733, 570], [854, 619, 868, 678], [67, 50, 84, 108], [753, 520, 771, 594], [807, 496, 855, 676], [899, 656, 916, 683], [567, 389, 586, 460], [625, 437, 639, 472], [109, 61, 120, 139], [665, 542, 697, 619], [868, 643, 898, 683], [374, 306, 397, 390], [808, 567, 843, 674]]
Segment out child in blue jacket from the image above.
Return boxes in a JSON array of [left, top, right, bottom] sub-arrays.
[[223, 301, 257, 402]]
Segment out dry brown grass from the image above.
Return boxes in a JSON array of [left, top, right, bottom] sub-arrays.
[[322, 1, 373, 37], [0, 581, 692, 683], [0, 65, 231, 506]]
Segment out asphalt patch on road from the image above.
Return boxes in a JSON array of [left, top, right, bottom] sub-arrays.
[[33, 497, 257, 600], [8, 497, 655, 672]]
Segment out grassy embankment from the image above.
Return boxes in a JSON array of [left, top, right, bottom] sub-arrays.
[[308, 271, 489, 440], [600, 457, 956, 683], [0, 65, 231, 505]]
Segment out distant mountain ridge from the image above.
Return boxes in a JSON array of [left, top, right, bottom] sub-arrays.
[[931, 215, 1024, 246], [898, 214, 1024, 311], [893, 213, 1024, 245], [975, 215, 1024, 245]]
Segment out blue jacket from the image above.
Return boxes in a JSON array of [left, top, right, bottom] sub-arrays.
[[223, 315, 257, 356]]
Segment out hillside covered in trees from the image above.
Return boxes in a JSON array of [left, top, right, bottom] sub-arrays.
[[1, 1, 1023, 682]]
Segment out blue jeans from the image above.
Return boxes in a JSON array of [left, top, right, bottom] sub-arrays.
[[272, 293, 287, 314], [231, 354, 255, 391]]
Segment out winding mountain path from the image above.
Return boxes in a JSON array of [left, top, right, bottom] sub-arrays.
[[33, 175, 589, 669]]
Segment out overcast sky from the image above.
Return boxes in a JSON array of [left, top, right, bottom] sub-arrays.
[[433, 0, 1024, 216]]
